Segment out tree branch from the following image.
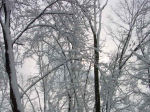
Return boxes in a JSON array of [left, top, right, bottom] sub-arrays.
[[12, 0, 59, 45]]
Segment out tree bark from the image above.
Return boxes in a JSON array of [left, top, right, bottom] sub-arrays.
[[94, 33, 101, 112], [0, 0, 23, 112]]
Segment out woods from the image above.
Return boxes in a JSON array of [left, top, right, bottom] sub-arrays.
[[0, 0, 150, 112]]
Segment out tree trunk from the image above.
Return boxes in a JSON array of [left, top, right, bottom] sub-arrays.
[[94, 33, 101, 112], [0, 0, 23, 112]]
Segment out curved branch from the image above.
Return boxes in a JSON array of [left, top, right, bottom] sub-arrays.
[[21, 59, 80, 98], [13, 0, 59, 45]]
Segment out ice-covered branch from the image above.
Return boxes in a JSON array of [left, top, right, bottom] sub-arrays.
[[13, 0, 59, 45], [21, 58, 81, 98]]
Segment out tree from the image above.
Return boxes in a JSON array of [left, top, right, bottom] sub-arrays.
[[0, 0, 67, 111], [1, 0, 150, 111], [76, 0, 108, 111], [0, 0, 24, 111], [102, 0, 150, 111]]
